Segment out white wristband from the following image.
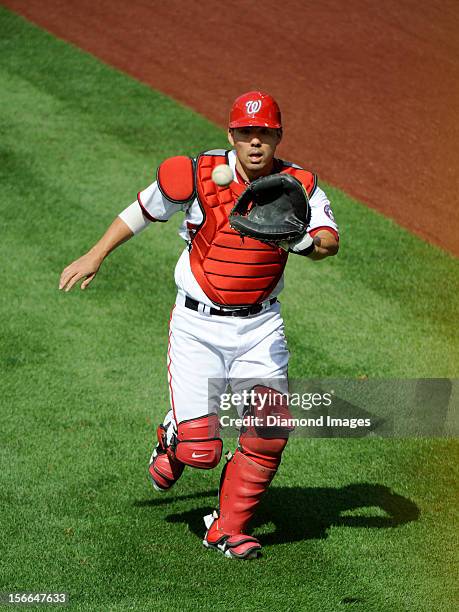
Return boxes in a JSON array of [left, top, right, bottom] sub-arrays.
[[289, 232, 314, 253]]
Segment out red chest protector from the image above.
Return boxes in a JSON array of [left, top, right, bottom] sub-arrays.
[[157, 151, 317, 307]]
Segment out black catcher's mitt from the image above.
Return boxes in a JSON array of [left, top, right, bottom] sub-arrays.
[[229, 173, 311, 244]]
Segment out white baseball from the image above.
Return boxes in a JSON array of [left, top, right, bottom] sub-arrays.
[[211, 164, 233, 186]]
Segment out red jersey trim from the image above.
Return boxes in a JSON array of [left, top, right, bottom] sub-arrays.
[[310, 226, 339, 241], [167, 306, 176, 422], [137, 191, 167, 223]]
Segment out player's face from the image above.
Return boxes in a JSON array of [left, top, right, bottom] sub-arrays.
[[228, 126, 282, 180]]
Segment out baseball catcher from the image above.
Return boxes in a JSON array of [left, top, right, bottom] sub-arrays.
[[59, 90, 339, 559]]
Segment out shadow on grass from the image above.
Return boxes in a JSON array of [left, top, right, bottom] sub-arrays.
[[149, 483, 420, 545]]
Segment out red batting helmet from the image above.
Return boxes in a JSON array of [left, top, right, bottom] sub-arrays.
[[229, 91, 282, 129]]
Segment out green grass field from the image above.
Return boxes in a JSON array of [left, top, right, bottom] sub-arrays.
[[1, 8, 458, 611]]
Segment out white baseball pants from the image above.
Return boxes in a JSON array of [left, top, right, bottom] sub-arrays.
[[166, 294, 289, 425]]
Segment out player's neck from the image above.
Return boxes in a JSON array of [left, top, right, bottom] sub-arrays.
[[235, 159, 276, 184]]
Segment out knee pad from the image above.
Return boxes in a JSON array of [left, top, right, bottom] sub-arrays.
[[175, 414, 223, 469], [239, 386, 294, 468]]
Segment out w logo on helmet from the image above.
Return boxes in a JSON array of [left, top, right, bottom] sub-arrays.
[[229, 91, 282, 129], [245, 100, 262, 114]]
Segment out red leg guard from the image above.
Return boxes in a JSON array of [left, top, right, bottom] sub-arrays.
[[206, 387, 293, 538], [216, 448, 280, 535], [175, 414, 223, 469]]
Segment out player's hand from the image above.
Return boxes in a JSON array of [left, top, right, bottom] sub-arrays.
[[59, 252, 103, 292]]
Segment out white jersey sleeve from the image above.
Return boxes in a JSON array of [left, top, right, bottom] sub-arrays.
[[137, 180, 185, 222], [118, 179, 187, 235], [308, 186, 339, 239]]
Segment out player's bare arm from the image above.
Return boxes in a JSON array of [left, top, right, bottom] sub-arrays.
[[59, 217, 133, 292], [308, 229, 339, 260]]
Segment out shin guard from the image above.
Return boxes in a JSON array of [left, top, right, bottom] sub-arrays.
[[207, 386, 293, 537]]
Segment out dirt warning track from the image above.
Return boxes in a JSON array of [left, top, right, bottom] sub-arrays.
[[4, 0, 458, 255]]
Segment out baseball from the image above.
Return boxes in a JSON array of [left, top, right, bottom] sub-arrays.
[[212, 164, 233, 186]]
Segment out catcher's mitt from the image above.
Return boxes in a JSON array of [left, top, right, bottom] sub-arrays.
[[229, 173, 311, 244]]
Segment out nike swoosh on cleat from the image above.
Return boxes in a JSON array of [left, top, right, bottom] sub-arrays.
[[191, 452, 208, 458]]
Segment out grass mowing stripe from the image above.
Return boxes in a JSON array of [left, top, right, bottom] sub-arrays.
[[0, 7, 457, 611]]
